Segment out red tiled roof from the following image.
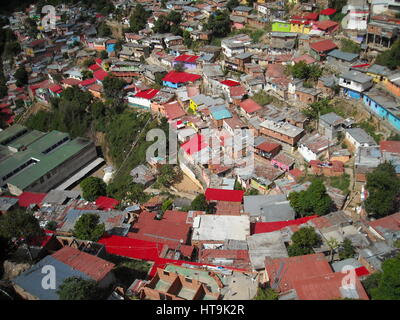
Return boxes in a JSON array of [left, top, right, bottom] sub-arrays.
[[88, 83, 103, 92], [88, 64, 101, 71], [320, 8, 337, 16], [239, 98, 262, 113], [52, 246, 115, 282], [181, 133, 208, 155], [61, 78, 81, 86], [205, 188, 244, 202], [220, 80, 241, 87], [293, 272, 369, 300], [293, 54, 316, 65], [79, 78, 97, 87], [164, 100, 186, 120], [93, 69, 108, 81], [229, 85, 246, 97], [310, 39, 337, 53], [380, 141, 400, 154], [265, 253, 333, 293], [18, 192, 46, 208], [174, 54, 200, 63], [288, 168, 304, 178], [252, 216, 317, 234], [134, 88, 159, 99], [0, 103, 11, 109], [314, 20, 339, 30], [95, 196, 119, 210], [162, 71, 201, 84]]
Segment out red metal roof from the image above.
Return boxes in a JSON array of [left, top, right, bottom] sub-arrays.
[[205, 188, 244, 202], [134, 88, 159, 100], [98, 235, 246, 278], [52, 246, 115, 282], [220, 80, 241, 87], [252, 216, 317, 234], [93, 69, 108, 81], [310, 39, 337, 52], [239, 98, 262, 113], [304, 12, 319, 20], [18, 192, 47, 208], [180, 133, 208, 155], [95, 58, 103, 65], [320, 8, 337, 16], [162, 71, 201, 84], [174, 54, 200, 63], [314, 20, 339, 30], [49, 84, 63, 94], [79, 78, 97, 87], [95, 196, 119, 210], [380, 140, 400, 154], [88, 64, 101, 71]]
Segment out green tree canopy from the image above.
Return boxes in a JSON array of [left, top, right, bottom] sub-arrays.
[[205, 10, 231, 38], [338, 238, 356, 260], [0, 208, 44, 260], [129, 4, 151, 33], [103, 75, 126, 99], [97, 22, 111, 37], [286, 61, 323, 81], [366, 254, 400, 300], [375, 39, 400, 70], [364, 163, 400, 218], [156, 164, 183, 188], [80, 177, 107, 202], [72, 213, 105, 241], [14, 66, 28, 87], [190, 194, 208, 211], [340, 39, 361, 54], [57, 277, 101, 300], [288, 178, 333, 217], [227, 0, 240, 11], [287, 226, 321, 257]]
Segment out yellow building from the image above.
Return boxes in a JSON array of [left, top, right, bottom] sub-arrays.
[[189, 99, 199, 114], [289, 22, 311, 34]]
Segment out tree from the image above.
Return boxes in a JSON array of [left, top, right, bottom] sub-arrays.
[[82, 58, 96, 68], [326, 238, 340, 262], [45, 221, 58, 231], [14, 66, 28, 87], [129, 4, 151, 33], [205, 10, 231, 38], [80, 177, 107, 202], [173, 62, 185, 72], [288, 178, 333, 217], [183, 30, 193, 48], [100, 50, 108, 60], [366, 255, 400, 300], [0, 209, 44, 261], [72, 213, 105, 242], [287, 61, 322, 81], [57, 277, 100, 300], [375, 39, 400, 70], [227, 0, 240, 11], [161, 199, 173, 213], [153, 15, 170, 34], [364, 163, 400, 218], [190, 194, 208, 211], [156, 164, 183, 188], [287, 226, 321, 257], [253, 286, 279, 300], [97, 22, 111, 37], [102, 75, 125, 99], [338, 238, 356, 260], [82, 70, 93, 80]]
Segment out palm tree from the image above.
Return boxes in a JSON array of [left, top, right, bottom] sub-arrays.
[[326, 238, 340, 262]]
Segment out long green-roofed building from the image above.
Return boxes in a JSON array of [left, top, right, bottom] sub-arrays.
[[0, 125, 98, 195]]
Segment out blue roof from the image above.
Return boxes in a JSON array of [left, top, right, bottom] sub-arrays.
[[209, 105, 232, 120], [327, 49, 358, 62], [13, 255, 91, 300]]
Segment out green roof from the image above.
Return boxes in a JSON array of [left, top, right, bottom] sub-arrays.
[[0, 126, 93, 190], [0, 124, 28, 145]]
